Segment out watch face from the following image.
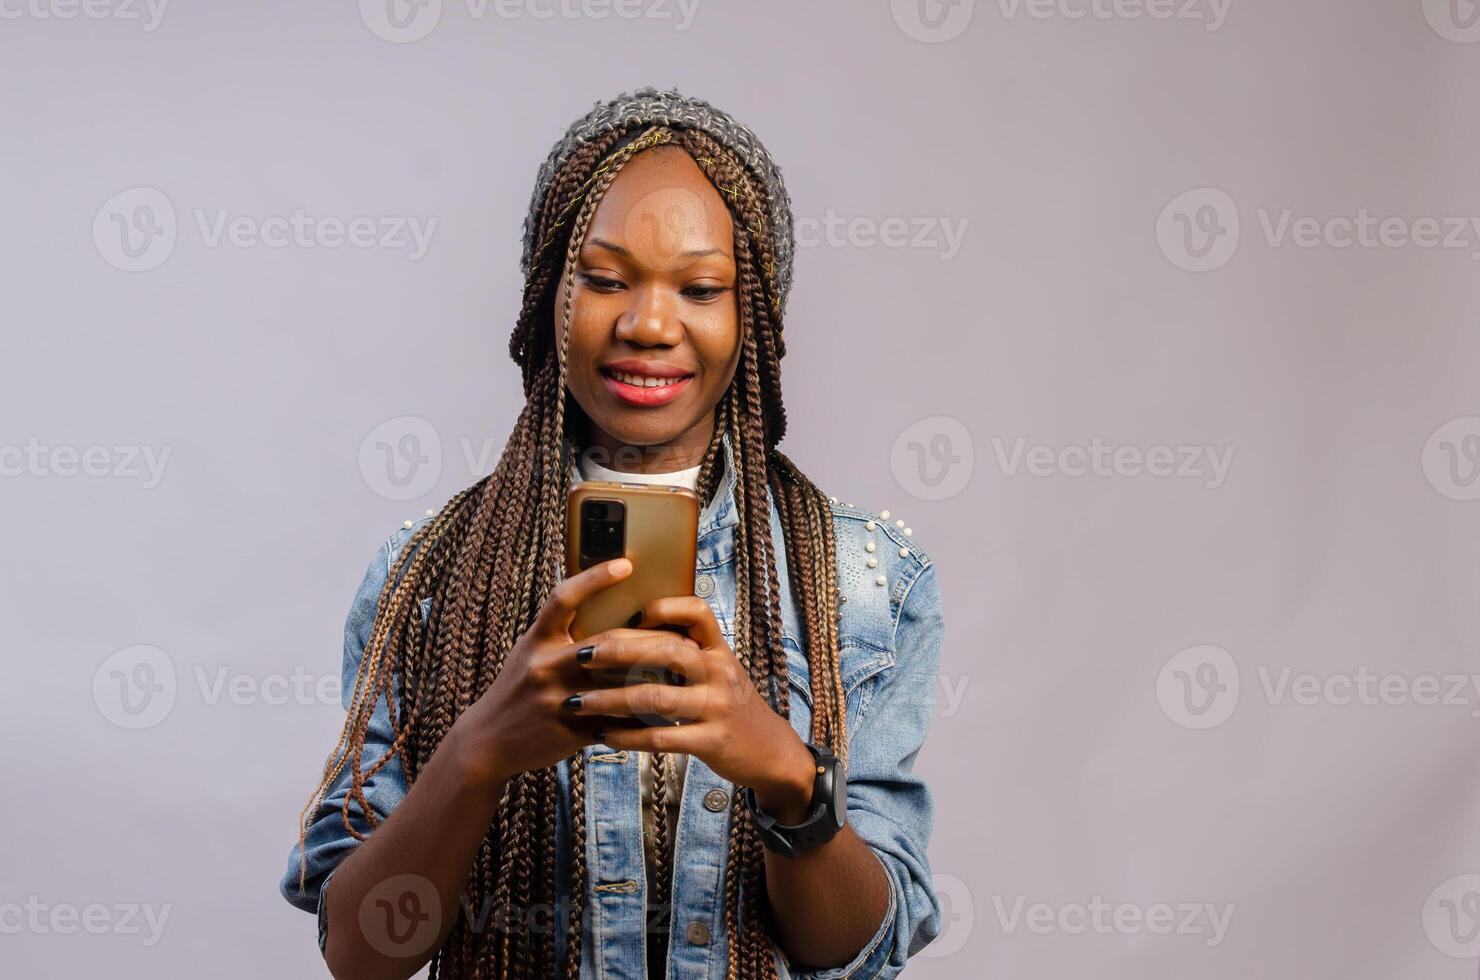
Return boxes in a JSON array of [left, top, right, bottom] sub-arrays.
[[829, 759, 847, 827]]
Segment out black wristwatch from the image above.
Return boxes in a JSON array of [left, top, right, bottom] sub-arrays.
[[743, 741, 846, 859]]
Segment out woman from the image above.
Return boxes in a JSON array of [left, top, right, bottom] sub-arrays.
[[281, 86, 945, 980]]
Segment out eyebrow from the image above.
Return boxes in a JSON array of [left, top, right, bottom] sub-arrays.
[[585, 237, 731, 261]]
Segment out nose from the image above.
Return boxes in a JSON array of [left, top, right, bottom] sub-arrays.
[[614, 282, 682, 347]]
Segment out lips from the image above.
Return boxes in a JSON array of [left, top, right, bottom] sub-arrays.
[[599, 364, 694, 407]]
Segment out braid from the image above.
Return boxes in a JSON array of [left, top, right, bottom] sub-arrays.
[[296, 120, 846, 980], [649, 751, 673, 926]]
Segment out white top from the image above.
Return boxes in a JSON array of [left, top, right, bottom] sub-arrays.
[[576, 454, 702, 492], [573, 452, 696, 901]]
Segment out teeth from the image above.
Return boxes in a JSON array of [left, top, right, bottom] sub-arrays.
[[611, 370, 686, 388]]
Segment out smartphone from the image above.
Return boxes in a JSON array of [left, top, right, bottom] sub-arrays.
[[565, 480, 700, 686]]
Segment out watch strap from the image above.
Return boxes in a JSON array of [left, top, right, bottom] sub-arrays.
[[745, 742, 845, 858]]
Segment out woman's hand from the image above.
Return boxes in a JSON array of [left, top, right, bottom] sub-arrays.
[[444, 556, 638, 795], [561, 595, 818, 822]]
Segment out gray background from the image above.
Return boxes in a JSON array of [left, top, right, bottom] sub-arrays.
[[3, 0, 1479, 977]]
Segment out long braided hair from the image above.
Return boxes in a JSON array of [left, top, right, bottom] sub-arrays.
[[299, 121, 850, 979]]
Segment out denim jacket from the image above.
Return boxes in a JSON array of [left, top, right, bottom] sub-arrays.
[[280, 429, 945, 978]]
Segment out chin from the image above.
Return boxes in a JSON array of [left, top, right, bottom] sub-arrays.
[[593, 419, 675, 447]]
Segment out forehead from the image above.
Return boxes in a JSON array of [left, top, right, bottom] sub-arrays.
[[586, 145, 735, 251]]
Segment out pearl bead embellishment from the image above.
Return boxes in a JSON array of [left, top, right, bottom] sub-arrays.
[[849, 504, 920, 591]]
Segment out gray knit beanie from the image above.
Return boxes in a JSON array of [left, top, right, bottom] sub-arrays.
[[519, 85, 797, 315]]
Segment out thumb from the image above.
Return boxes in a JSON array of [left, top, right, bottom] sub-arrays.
[[534, 556, 632, 638]]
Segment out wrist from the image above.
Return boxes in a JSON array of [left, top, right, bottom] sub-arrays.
[[751, 730, 817, 825], [444, 721, 512, 803]]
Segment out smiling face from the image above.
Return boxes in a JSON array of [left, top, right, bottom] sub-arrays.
[[554, 144, 742, 473]]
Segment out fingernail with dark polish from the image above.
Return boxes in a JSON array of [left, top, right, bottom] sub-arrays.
[[562, 693, 583, 711], [576, 645, 595, 663], [627, 611, 642, 627]]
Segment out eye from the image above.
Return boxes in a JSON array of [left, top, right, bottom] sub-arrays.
[[578, 272, 624, 292], [683, 284, 730, 302]]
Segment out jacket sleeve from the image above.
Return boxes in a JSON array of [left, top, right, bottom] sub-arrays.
[[788, 560, 945, 979], [278, 526, 414, 954]]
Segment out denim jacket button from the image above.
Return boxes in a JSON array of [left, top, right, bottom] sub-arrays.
[[694, 574, 715, 598], [702, 788, 729, 812], [686, 920, 711, 945]]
